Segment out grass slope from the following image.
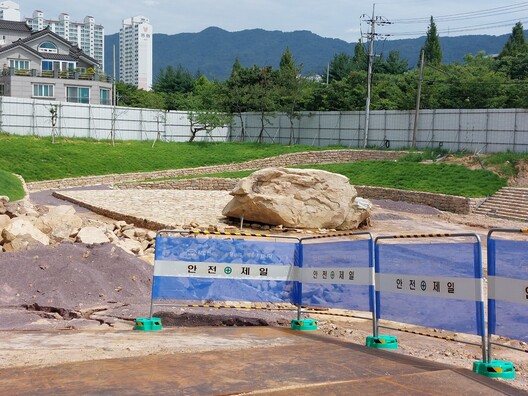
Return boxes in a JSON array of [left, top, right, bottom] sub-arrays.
[[0, 135, 323, 182], [186, 161, 505, 198], [0, 134, 510, 198], [0, 169, 25, 201]]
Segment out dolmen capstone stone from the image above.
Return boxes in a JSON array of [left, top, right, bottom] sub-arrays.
[[222, 167, 372, 230]]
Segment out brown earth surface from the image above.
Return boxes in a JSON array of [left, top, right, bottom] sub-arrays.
[[1, 178, 528, 392]]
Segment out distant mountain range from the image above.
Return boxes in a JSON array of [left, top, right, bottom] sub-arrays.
[[104, 26, 513, 81]]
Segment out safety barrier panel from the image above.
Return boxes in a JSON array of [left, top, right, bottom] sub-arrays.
[[374, 233, 486, 359], [298, 232, 375, 332], [485, 228, 528, 378], [148, 230, 376, 328], [150, 230, 300, 317]]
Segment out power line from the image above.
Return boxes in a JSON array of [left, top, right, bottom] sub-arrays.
[[392, 2, 528, 24], [388, 17, 528, 37], [424, 80, 528, 85]]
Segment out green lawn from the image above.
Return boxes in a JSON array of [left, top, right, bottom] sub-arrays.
[[0, 169, 25, 201], [0, 134, 325, 182], [180, 161, 506, 198], [0, 134, 513, 200]]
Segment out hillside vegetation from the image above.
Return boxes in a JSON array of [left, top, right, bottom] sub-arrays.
[[0, 169, 25, 201], [0, 135, 513, 201]]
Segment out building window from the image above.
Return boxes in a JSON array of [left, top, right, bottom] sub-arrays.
[[9, 59, 30, 70], [38, 41, 58, 53], [33, 84, 54, 98], [100, 88, 110, 105], [67, 86, 89, 103], [42, 61, 53, 71], [0, 84, 4, 96]]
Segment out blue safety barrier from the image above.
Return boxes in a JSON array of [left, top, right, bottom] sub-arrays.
[[488, 229, 528, 345], [299, 233, 374, 314], [150, 231, 300, 316], [374, 233, 486, 359], [485, 228, 528, 380]]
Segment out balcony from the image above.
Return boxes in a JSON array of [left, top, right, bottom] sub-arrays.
[[2, 67, 112, 83]]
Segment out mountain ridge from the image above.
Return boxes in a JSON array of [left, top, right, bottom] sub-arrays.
[[104, 26, 512, 81]]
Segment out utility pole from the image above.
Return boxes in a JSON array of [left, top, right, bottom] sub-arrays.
[[113, 45, 117, 106], [362, 4, 390, 148], [412, 49, 425, 148]]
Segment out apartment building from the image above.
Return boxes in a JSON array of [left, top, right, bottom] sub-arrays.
[[0, 1, 20, 22], [119, 16, 152, 90], [25, 10, 104, 69]]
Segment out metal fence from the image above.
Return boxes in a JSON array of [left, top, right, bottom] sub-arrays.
[[230, 109, 528, 153], [1, 96, 527, 153], [0, 96, 228, 142]]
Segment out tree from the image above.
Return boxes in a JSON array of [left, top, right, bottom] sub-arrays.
[[223, 58, 249, 140], [496, 22, 528, 79], [352, 40, 368, 71], [152, 65, 195, 94], [327, 41, 367, 83], [186, 76, 232, 142], [278, 48, 304, 144], [421, 16, 442, 66], [379, 51, 408, 75], [327, 53, 354, 82], [499, 22, 528, 58]]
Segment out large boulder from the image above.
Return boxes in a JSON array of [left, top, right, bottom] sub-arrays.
[[222, 167, 372, 230]]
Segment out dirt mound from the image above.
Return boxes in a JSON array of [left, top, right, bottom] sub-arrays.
[[156, 311, 292, 327], [510, 159, 528, 187], [0, 242, 153, 329]]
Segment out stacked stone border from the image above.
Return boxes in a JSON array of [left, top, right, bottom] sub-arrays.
[[26, 149, 475, 214], [26, 150, 405, 191], [116, 177, 473, 214]]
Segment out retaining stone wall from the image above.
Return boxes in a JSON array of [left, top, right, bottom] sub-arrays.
[[26, 149, 406, 191]]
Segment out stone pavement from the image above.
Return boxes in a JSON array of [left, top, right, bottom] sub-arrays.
[[53, 189, 233, 230]]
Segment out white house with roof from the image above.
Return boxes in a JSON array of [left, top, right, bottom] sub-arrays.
[[0, 21, 112, 105]]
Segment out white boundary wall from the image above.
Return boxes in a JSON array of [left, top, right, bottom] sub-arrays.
[[231, 109, 528, 153], [0, 97, 228, 142], [2, 96, 527, 153]]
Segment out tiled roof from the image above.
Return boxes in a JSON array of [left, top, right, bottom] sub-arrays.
[[0, 20, 32, 32], [0, 28, 99, 66]]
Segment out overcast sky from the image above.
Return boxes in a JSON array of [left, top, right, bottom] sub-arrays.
[[18, 0, 527, 41]]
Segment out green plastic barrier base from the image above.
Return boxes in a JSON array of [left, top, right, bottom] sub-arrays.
[[473, 360, 515, 379], [291, 318, 318, 331], [366, 335, 398, 349], [134, 317, 163, 331]]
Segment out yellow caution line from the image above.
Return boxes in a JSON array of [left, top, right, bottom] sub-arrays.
[[308, 232, 368, 239], [396, 327, 456, 342], [185, 304, 275, 310], [391, 233, 454, 239], [303, 310, 369, 320], [190, 230, 271, 238]]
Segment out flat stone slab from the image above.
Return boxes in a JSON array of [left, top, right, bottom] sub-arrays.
[[53, 189, 232, 229], [0, 327, 520, 395]]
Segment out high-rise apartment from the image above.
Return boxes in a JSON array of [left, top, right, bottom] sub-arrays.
[[24, 9, 104, 69], [0, 1, 20, 21], [119, 16, 152, 90]]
